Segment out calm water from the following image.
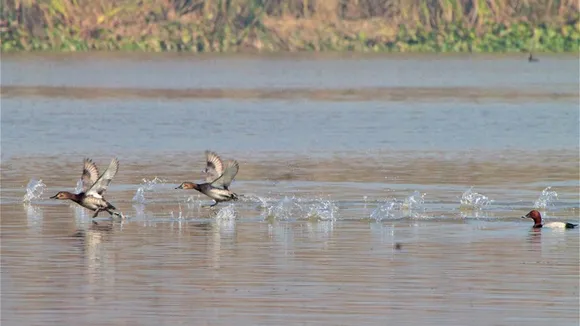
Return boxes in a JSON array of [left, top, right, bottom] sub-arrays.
[[1, 54, 579, 325]]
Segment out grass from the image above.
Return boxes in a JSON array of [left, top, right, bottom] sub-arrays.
[[1, 0, 579, 52]]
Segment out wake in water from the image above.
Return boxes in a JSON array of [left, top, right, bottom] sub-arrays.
[[262, 196, 339, 221], [18, 174, 569, 223]]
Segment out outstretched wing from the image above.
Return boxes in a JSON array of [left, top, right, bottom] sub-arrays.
[[86, 157, 119, 197], [210, 160, 239, 189], [80, 158, 100, 193], [204, 150, 224, 183]]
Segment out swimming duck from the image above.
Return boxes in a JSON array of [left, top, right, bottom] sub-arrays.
[[51, 158, 124, 219], [176, 150, 239, 207], [522, 210, 577, 229], [528, 53, 539, 62]]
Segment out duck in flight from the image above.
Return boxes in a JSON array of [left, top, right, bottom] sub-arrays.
[[176, 151, 240, 207], [51, 158, 124, 219]]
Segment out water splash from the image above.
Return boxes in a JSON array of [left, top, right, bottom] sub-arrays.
[[74, 178, 83, 193], [533, 187, 558, 209], [264, 196, 305, 221], [460, 187, 493, 210], [133, 203, 147, 219], [305, 220, 335, 240], [306, 198, 339, 221], [371, 191, 426, 221], [370, 199, 402, 221], [24, 203, 43, 227], [215, 204, 237, 220], [402, 191, 426, 210], [170, 202, 185, 219], [23, 179, 46, 203], [132, 177, 166, 204], [185, 195, 202, 210]]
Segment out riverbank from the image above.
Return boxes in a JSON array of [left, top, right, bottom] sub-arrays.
[[1, 1, 579, 52]]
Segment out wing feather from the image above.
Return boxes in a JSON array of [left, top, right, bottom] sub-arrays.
[[86, 158, 119, 197], [210, 159, 239, 189], [204, 151, 224, 183], [81, 158, 99, 193]]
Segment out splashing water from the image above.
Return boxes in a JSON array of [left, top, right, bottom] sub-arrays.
[[25, 203, 44, 227], [306, 198, 339, 221], [23, 179, 46, 203], [185, 195, 202, 210], [402, 191, 426, 210], [265, 196, 305, 221], [371, 190, 426, 221], [170, 202, 184, 219], [74, 178, 83, 193], [132, 177, 166, 204], [533, 186, 558, 209], [215, 204, 237, 220], [370, 199, 402, 221], [460, 187, 493, 210]]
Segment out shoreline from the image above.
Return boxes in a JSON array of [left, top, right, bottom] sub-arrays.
[[1, 51, 579, 59]]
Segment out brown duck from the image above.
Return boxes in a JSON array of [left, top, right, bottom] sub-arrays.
[[51, 158, 124, 219], [176, 150, 240, 207]]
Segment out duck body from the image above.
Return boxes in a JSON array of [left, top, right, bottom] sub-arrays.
[[523, 210, 577, 229], [176, 151, 240, 208], [51, 191, 117, 216], [51, 158, 124, 219], [528, 53, 539, 62], [534, 221, 577, 229], [176, 182, 238, 207]]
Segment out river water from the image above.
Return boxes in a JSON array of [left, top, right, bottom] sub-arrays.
[[1, 53, 579, 325]]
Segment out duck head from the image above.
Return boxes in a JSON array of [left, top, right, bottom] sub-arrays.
[[522, 210, 542, 226], [50, 191, 75, 200], [176, 182, 199, 190]]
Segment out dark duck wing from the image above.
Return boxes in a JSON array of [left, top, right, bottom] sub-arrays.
[[210, 159, 239, 190], [204, 151, 224, 183], [86, 157, 119, 198], [81, 158, 100, 193]]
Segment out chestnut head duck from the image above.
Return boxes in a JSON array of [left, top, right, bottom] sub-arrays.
[[522, 210, 577, 229], [176, 150, 240, 208], [50, 158, 124, 219]]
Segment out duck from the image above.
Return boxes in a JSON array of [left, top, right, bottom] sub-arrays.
[[521, 210, 577, 229], [50, 158, 124, 219], [528, 53, 539, 62], [176, 150, 240, 208]]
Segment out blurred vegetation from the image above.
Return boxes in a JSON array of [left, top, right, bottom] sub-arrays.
[[1, 0, 579, 52]]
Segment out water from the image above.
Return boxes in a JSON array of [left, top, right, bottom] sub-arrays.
[[1, 54, 579, 325]]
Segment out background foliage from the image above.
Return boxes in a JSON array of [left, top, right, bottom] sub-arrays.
[[1, 0, 578, 52]]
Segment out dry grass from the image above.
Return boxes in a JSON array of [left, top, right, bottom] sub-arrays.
[[1, 0, 578, 51]]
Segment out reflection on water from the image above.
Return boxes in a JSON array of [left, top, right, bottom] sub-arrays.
[[1, 55, 579, 325], [2, 208, 578, 325]]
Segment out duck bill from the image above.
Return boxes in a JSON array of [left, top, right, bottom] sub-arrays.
[[50, 194, 58, 199], [175, 184, 183, 189]]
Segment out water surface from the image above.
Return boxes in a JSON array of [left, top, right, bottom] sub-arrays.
[[1, 54, 579, 326]]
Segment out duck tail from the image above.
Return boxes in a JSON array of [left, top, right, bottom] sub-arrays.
[[231, 193, 239, 201], [107, 202, 117, 210]]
